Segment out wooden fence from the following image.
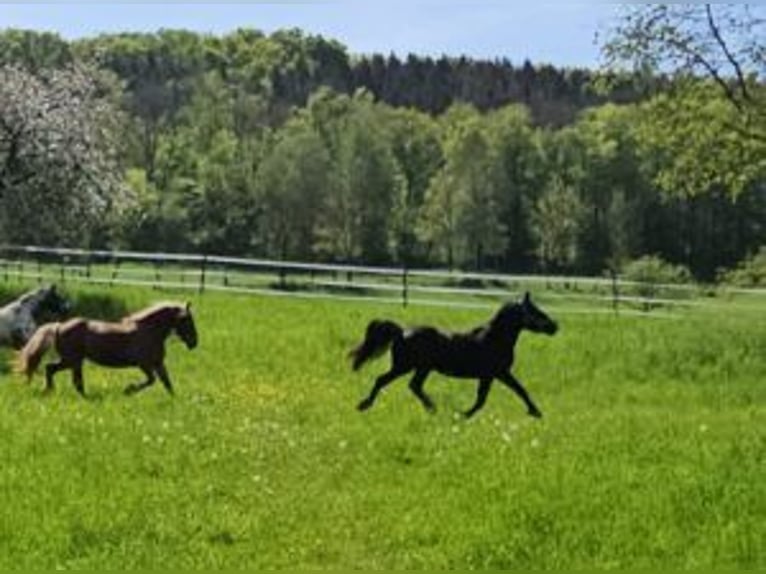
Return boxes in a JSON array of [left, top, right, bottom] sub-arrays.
[[1, 244, 763, 317]]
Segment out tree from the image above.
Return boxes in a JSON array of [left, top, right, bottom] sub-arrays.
[[117, 72, 265, 255], [255, 116, 332, 260], [532, 176, 585, 272], [183, 128, 259, 255], [74, 30, 211, 181], [0, 65, 128, 246], [452, 125, 506, 269], [634, 87, 764, 197], [114, 167, 190, 252], [314, 90, 400, 263], [602, 4, 766, 197], [385, 107, 443, 264], [569, 104, 652, 273], [0, 30, 73, 71], [485, 104, 544, 271], [418, 105, 506, 269]]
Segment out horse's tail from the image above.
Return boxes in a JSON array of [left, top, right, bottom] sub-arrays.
[[349, 319, 403, 371], [14, 323, 58, 381]]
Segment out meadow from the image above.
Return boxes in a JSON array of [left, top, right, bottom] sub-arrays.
[[0, 283, 763, 569]]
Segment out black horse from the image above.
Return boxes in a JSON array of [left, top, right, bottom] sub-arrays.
[[350, 292, 558, 418]]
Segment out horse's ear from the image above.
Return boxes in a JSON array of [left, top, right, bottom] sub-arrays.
[[185, 301, 192, 312], [522, 291, 531, 304]]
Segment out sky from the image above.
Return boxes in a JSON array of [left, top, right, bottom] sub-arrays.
[[1, 2, 619, 69]]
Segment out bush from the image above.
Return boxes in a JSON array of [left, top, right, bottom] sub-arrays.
[[620, 256, 692, 305], [69, 292, 129, 321], [622, 255, 691, 285], [719, 247, 766, 288]]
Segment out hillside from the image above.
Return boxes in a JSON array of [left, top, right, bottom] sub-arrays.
[[0, 26, 763, 279]]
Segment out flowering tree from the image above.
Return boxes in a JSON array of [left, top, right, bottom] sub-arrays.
[[0, 65, 128, 245]]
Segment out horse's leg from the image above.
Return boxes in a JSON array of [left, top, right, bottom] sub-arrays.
[[498, 372, 542, 418], [44, 360, 67, 394], [357, 338, 414, 411], [357, 367, 408, 411], [464, 378, 493, 418], [71, 362, 86, 397], [155, 363, 174, 396], [408, 369, 435, 413], [124, 366, 155, 396]]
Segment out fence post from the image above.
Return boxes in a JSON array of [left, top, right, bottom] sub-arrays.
[[154, 261, 162, 291], [110, 258, 120, 288], [402, 265, 409, 307], [611, 268, 619, 316], [199, 255, 207, 294]]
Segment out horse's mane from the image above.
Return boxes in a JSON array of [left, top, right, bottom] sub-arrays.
[[18, 287, 45, 305], [490, 301, 521, 322], [126, 302, 185, 325]]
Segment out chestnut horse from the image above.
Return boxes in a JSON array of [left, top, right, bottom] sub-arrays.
[[15, 301, 197, 397], [350, 292, 557, 418]]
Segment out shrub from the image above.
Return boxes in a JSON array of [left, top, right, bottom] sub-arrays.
[[620, 255, 692, 305], [622, 255, 691, 285], [719, 247, 766, 288]]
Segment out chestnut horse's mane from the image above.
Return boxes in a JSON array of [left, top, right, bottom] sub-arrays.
[[125, 302, 186, 325]]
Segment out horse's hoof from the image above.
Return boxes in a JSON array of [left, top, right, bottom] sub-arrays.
[[357, 399, 372, 412], [529, 408, 543, 419], [123, 386, 136, 396]]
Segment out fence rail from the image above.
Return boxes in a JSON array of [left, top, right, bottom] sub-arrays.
[[1, 244, 763, 316]]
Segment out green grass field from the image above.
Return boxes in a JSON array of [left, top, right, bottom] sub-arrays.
[[0, 283, 764, 569]]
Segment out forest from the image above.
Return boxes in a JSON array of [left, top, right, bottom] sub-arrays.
[[0, 5, 764, 281]]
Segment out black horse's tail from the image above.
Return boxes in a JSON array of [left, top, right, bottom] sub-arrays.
[[349, 319, 403, 371]]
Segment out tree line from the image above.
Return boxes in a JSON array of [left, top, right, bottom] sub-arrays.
[[0, 6, 764, 282]]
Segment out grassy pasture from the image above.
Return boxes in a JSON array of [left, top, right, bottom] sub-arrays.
[[0, 283, 763, 569]]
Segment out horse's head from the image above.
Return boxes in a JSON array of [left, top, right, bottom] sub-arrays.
[[30, 284, 70, 321], [174, 302, 198, 350], [518, 292, 558, 335], [492, 292, 558, 336]]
